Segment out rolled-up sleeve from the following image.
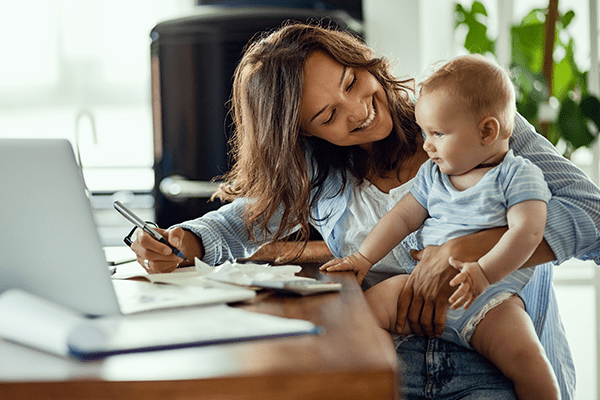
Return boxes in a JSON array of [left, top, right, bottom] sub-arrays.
[[510, 113, 600, 264], [174, 197, 286, 266]]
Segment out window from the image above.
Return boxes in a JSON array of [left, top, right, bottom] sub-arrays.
[[0, 0, 195, 192]]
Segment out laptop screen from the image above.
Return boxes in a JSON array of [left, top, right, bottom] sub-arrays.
[[0, 139, 121, 316]]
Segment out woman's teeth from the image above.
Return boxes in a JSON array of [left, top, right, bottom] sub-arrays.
[[357, 107, 376, 130]]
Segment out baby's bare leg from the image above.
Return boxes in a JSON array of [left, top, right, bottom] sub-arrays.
[[470, 296, 560, 400], [364, 274, 411, 334]]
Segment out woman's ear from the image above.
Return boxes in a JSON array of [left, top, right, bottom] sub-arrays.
[[479, 117, 500, 146]]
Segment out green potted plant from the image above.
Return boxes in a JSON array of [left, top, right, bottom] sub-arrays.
[[455, 1, 600, 157]]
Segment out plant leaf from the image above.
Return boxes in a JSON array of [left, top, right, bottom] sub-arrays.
[[511, 24, 545, 72], [546, 122, 562, 146], [455, 1, 494, 54], [521, 8, 545, 26], [455, 3, 466, 28], [561, 10, 575, 28], [557, 98, 596, 149], [465, 23, 494, 54], [581, 95, 600, 130], [471, 1, 488, 16], [553, 53, 575, 99], [511, 64, 548, 102], [516, 93, 540, 131]]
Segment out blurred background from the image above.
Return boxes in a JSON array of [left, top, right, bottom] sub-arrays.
[[0, 1, 597, 398]]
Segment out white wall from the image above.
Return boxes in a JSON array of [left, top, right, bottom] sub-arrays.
[[363, 0, 455, 81]]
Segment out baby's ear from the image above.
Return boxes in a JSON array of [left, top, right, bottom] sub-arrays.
[[479, 117, 500, 146]]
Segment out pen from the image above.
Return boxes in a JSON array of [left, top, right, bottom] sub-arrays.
[[113, 200, 186, 259]]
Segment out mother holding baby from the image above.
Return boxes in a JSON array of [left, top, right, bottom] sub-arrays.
[[132, 22, 600, 399]]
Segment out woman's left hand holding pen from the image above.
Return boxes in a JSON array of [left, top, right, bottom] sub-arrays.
[[131, 227, 205, 273]]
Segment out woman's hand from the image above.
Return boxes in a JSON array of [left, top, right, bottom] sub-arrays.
[[394, 244, 457, 337], [130, 227, 204, 273], [320, 252, 373, 284], [395, 227, 507, 337]]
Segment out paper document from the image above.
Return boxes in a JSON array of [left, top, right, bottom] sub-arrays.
[[110, 260, 326, 309], [112, 279, 255, 314], [114, 262, 310, 287], [195, 259, 310, 286]]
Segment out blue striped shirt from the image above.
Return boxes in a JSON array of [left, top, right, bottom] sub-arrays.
[[409, 150, 551, 348], [178, 113, 600, 399], [411, 150, 551, 246]]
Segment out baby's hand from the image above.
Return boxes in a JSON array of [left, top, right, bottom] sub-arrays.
[[320, 252, 373, 284], [447, 257, 491, 310]]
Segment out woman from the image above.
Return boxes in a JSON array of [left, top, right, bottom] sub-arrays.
[[132, 22, 600, 399]]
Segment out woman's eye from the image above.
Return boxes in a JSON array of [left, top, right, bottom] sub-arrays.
[[324, 109, 336, 125], [347, 75, 357, 91]]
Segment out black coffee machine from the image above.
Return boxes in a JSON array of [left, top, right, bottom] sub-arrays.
[[150, 5, 363, 228]]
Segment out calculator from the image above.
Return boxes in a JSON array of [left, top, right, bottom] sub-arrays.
[[251, 280, 342, 296]]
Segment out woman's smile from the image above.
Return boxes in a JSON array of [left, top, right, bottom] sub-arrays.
[[300, 50, 393, 148], [354, 100, 376, 131]]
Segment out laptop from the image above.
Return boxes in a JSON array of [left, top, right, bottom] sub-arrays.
[[0, 138, 255, 317]]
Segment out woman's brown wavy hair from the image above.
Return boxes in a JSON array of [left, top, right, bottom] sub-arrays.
[[214, 21, 421, 253]]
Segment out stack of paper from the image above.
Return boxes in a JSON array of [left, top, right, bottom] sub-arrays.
[[0, 289, 321, 360]]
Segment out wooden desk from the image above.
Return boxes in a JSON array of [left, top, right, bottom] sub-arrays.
[[0, 263, 398, 400]]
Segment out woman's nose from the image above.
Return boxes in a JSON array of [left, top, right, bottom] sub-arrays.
[[346, 96, 368, 122]]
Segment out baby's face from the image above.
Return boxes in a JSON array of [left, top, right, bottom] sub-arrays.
[[415, 90, 485, 176]]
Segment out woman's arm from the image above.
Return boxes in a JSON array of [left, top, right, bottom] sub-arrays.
[[448, 200, 547, 309], [395, 227, 556, 337], [130, 196, 288, 272], [173, 197, 290, 266], [244, 240, 333, 264], [130, 156, 344, 273], [511, 113, 600, 264]]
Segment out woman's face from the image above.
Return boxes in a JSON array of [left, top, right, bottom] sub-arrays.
[[300, 50, 393, 150]]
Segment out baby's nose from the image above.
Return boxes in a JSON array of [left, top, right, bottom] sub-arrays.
[[423, 138, 434, 152]]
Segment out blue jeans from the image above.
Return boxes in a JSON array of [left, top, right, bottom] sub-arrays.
[[395, 335, 517, 399]]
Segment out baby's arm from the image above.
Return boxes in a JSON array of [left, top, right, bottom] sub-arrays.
[[449, 199, 547, 309], [321, 193, 428, 283]]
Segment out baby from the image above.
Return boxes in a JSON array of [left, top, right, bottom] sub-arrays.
[[322, 54, 559, 400]]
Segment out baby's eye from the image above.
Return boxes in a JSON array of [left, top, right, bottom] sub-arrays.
[[434, 131, 444, 138]]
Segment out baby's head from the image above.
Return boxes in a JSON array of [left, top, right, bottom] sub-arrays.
[[419, 54, 516, 138]]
